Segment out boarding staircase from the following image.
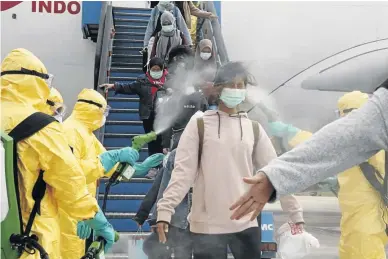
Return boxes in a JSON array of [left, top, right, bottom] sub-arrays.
[[95, 5, 153, 257]]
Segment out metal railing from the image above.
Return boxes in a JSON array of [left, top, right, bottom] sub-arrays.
[[94, 1, 114, 142]]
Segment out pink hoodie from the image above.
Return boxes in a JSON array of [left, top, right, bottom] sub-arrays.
[[157, 110, 303, 234]]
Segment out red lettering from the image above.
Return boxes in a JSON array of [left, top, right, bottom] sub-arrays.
[[67, 1, 80, 15], [32, 1, 37, 12], [54, 1, 66, 14], [39, 1, 51, 13], [31, 1, 80, 14]]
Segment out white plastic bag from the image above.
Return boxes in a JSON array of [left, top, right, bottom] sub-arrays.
[[276, 222, 320, 259]]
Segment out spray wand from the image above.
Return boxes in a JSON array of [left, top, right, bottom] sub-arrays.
[[101, 131, 157, 212], [81, 232, 120, 259]]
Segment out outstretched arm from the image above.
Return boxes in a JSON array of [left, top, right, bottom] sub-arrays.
[[263, 88, 388, 196]]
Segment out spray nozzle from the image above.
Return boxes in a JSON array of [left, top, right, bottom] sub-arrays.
[[131, 131, 157, 151]]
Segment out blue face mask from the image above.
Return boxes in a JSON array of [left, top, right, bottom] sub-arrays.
[[208, 105, 217, 110], [219, 88, 246, 108]]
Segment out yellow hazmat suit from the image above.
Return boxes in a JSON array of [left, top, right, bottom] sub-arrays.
[[1, 49, 99, 259], [59, 88, 116, 259], [337, 91, 388, 259], [42, 87, 65, 115]]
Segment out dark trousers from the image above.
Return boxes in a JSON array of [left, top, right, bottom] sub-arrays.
[[191, 227, 262, 259], [143, 226, 192, 259], [142, 112, 163, 156]]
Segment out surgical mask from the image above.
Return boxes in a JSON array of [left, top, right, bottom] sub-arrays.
[[150, 70, 163, 79], [219, 88, 246, 108], [162, 25, 174, 33], [54, 114, 63, 123], [200, 52, 211, 60]]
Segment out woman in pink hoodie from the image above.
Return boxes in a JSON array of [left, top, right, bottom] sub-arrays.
[[156, 61, 304, 259]]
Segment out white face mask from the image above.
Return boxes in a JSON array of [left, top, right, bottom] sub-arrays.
[[200, 52, 211, 60], [54, 114, 63, 123], [162, 25, 174, 33]]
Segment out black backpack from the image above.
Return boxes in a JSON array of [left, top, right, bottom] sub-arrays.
[[8, 112, 56, 256]]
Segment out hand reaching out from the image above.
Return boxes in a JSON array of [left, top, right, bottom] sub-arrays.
[[230, 172, 275, 221]]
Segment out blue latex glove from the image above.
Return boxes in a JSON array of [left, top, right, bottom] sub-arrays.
[[84, 208, 115, 253], [77, 221, 91, 240], [99, 147, 139, 173], [133, 153, 165, 177], [268, 121, 300, 139]]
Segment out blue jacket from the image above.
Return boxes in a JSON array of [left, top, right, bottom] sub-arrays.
[[149, 149, 190, 229], [144, 6, 193, 47]]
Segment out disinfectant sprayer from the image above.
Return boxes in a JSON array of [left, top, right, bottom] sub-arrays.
[[81, 232, 120, 259], [101, 131, 157, 212]]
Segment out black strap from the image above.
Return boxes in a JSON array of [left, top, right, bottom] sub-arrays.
[[359, 160, 388, 206], [8, 112, 56, 237], [77, 99, 103, 108]]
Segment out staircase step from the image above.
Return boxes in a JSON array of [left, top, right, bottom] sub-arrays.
[[107, 109, 141, 124], [98, 194, 145, 200], [113, 39, 144, 48], [106, 120, 143, 125], [110, 108, 139, 113], [112, 46, 143, 55], [107, 111, 141, 121], [98, 199, 143, 213], [109, 77, 138, 84], [111, 62, 143, 68], [108, 97, 140, 109], [111, 67, 144, 73], [110, 76, 138, 81], [105, 147, 148, 152], [105, 122, 144, 134], [114, 32, 145, 40], [99, 178, 153, 195], [109, 218, 151, 232], [114, 18, 149, 26], [113, 10, 151, 16], [115, 25, 148, 34], [112, 54, 143, 64], [104, 133, 143, 147], [113, 6, 152, 11]]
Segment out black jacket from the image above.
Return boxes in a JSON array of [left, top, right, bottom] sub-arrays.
[[114, 74, 168, 120], [161, 90, 208, 149]]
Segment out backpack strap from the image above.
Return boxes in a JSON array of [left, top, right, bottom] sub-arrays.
[[359, 161, 388, 206], [197, 117, 205, 165], [8, 112, 56, 237], [251, 120, 260, 157]]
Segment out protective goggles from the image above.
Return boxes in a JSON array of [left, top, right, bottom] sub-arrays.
[[77, 99, 111, 116], [46, 99, 66, 117], [1, 67, 54, 88], [334, 108, 355, 117]]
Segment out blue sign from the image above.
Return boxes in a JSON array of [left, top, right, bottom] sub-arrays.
[[261, 211, 275, 243]]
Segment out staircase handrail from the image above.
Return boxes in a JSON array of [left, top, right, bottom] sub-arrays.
[[94, 1, 114, 142]]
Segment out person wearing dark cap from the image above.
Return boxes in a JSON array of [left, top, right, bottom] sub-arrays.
[[99, 57, 168, 156]]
